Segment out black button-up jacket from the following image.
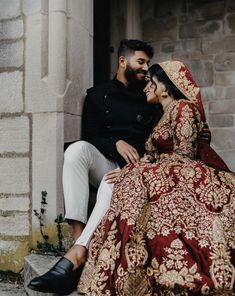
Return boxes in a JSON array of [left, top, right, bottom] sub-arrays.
[[82, 78, 162, 167]]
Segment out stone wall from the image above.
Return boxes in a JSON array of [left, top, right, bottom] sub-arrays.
[[0, 0, 30, 272], [0, 0, 93, 272], [140, 0, 235, 171]]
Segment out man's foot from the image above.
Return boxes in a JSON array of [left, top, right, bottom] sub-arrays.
[[64, 244, 87, 269], [27, 257, 84, 295]]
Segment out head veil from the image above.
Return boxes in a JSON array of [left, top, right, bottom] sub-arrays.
[[158, 60, 230, 172]]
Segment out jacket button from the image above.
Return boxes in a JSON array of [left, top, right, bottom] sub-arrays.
[[105, 110, 109, 114], [107, 125, 110, 129], [137, 114, 142, 122], [104, 94, 108, 99]]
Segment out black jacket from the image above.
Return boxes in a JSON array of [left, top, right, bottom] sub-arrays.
[[82, 78, 162, 167]]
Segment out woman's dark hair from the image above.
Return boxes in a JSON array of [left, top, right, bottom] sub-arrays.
[[148, 64, 188, 100], [117, 39, 154, 59]]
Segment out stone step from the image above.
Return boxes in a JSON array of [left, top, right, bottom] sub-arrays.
[[24, 254, 83, 296]]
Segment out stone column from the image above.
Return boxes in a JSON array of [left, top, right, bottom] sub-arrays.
[[126, 0, 142, 39]]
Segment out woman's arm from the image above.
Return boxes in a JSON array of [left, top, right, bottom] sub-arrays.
[[171, 100, 202, 159]]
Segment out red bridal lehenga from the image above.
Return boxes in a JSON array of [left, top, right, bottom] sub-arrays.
[[78, 62, 235, 296]]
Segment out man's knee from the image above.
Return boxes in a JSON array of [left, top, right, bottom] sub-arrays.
[[64, 140, 93, 163]]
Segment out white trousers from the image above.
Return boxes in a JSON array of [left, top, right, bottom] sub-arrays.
[[75, 177, 113, 248], [63, 140, 117, 224]]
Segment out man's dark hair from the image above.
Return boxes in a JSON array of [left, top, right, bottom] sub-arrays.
[[117, 39, 154, 59]]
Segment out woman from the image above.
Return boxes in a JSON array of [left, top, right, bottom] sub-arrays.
[[78, 61, 235, 295]]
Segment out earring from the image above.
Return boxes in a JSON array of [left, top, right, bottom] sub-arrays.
[[161, 91, 168, 99]]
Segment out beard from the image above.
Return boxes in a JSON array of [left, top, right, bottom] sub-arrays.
[[124, 64, 147, 91]]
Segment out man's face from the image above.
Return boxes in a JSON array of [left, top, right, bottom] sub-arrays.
[[124, 51, 150, 85]]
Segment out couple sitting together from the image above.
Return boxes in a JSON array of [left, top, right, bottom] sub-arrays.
[[28, 39, 235, 295]]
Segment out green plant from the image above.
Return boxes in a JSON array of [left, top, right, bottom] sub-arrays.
[[33, 191, 65, 255]]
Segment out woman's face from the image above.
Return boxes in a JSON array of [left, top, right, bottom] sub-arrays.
[[144, 76, 165, 104]]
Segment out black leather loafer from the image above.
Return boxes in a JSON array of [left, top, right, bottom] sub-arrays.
[[27, 257, 84, 295]]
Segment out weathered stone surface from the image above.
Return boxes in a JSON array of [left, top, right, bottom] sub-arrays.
[[224, 36, 235, 52], [215, 71, 235, 86], [0, 0, 21, 20], [225, 13, 235, 34], [180, 21, 222, 38], [64, 113, 81, 143], [0, 71, 23, 112], [224, 87, 235, 99], [211, 128, 235, 150], [209, 99, 235, 114], [0, 41, 23, 68], [202, 38, 225, 54], [188, 61, 213, 87], [0, 158, 29, 193], [0, 196, 29, 212], [209, 114, 234, 127], [188, 1, 225, 20], [154, 0, 181, 17], [0, 240, 29, 273], [142, 17, 177, 41], [216, 150, 235, 172], [215, 53, 235, 71], [0, 282, 27, 296], [0, 213, 29, 236], [161, 41, 181, 53], [227, 0, 235, 12], [22, 0, 42, 16], [0, 116, 29, 153], [0, 20, 23, 40], [200, 87, 216, 101]]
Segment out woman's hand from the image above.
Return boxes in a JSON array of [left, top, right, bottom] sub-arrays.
[[140, 154, 153, 163], [104, 168, 121, 184], [116, 140, 140, 164]]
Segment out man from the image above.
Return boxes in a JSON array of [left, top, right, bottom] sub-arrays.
[[63, 39, 159, 240]]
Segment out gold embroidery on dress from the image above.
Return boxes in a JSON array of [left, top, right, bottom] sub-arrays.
[[210, 217, 235, 291]]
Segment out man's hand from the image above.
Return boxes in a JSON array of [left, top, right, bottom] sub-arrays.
[[104, 168, 121, 184], [200, 123, 211, 143], [115, 140, 140, 164]]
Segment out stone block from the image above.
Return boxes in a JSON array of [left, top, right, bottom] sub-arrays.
[[0, 282, 27, 296], [0, 116, 29, 153], [216, 150, 235, 172], [0, 19, 23, 40], [227, 0, 235, 13], [215, 71, 235, 86], [188, 1, 225, 20], [0, 213, 29, 236], [0, 158, 29, 193], [0, 41, 23, 68], [0, 0, 21, 20], [225, 13, 235, 34], [0, 196, 29, 212], [0, 71, 23, 112], [224, 87, 235, 99], [209, 99, 235, 114], [0, 240, 29, 273], [64, 113, 81, 143], [23, 0, 42, 16], [161, 41, 181, 53], [200, 87, 216, 101], [208, 114, 234, 127], [224, 36, 235, 52], [202, 38, 225, 54], [64, 22, 93, 114], [142, 17, 178, 41], [215, 53, 235, 71], [154, 0, 181, 17], [67, 0, 93, 35], [188, 61, 213, 87], [211, 128, 235, 150], [180, 21, 222, 38], [32, 113, 64, 227]]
